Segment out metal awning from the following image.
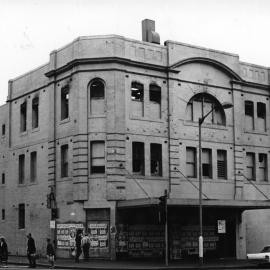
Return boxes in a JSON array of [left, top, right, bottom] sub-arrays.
[[117, 198, 270, 210]]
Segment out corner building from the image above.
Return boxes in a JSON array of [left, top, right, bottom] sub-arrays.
[[0, 21, 270, 260]]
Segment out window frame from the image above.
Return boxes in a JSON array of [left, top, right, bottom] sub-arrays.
[[18, 203, 25, 229], [132, 141, 145, 175], [18, 154, 25, 184], [217, 150, 227, 179], [90, 141, 105, 174], [246, 152, 255, 181], [32, 96, 39, 129], [30, 151, 37, 183], [150, 143, 162, 176], [61, 144, 69, 178], [61, 85, 70, 120], [186, 147, 197, 178]]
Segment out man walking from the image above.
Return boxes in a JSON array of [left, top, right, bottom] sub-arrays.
[[75, 230, 82, 263], [81, 233, 90, 261], [27, 233, 36, 268]]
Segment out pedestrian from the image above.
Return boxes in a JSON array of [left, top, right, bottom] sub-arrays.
[[46, 239, 55, 269], [75, 230, 82, 263], [27, 233, 36, 268], [0, 237, 8, 268], [81, 233, 90, 261]]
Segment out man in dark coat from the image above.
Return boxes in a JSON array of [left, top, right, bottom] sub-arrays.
[[0, 237, 8, 267], [75, 230, 82, 263], [27, 233, 36, 268]]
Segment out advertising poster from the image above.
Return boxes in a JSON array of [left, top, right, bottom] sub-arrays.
[[88, 223, 108, 249], [57, 223, 84, 249]]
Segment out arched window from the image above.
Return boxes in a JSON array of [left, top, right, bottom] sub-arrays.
[[90, 79, 105, 115], [185, 93, 226, 125]]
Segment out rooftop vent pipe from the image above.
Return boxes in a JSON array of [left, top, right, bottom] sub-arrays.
[[142, 19, 160, 44]]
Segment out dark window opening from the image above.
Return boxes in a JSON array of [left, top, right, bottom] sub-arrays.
[[131, 82, 144, 101], [245, 101, 254, 116], [18, 203, 25, 229], [258, 153, 267, 182], [202, 149, 212, 178], [149, 84, 161, 104], [217, 150, 227, 179], [18, 154, 25, 184], [186, 147, 196, 178], [91, 141, 105, 174], [90, 80, 104, 98], [2, 173, 5, 184], [150, 143, 162, 176], [2, 124, 5, 136], [257, 102, 266, 119], [32, 97, 39, 128], [132, 142, 145, 175], [30, 151, 37, 182], [61, 145, 69, 178], [61, 86, 69, 120], [246, 152, 255, 181], [20, 101, 27, 132], [2, 209, 5, 220]]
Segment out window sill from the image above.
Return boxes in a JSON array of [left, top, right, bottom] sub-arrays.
[[58, 177, 72, 182], [184, 121, 228, 130], [19, 131, 28, 137], [88, 114, 106, 119], [130, 116, 163, 123], [185, 178, 234, 183], [28, 181, 38, 186], [89, 174, 106, 178], [244, 130, 268, 136], [17, 183, 27, 187], [31, 127, 40, 133], [59, 117, 70, 125]]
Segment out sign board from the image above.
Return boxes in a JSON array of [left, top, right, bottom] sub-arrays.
[[217, 220, 226, 234], [50, 220, 56, 229], [88, 223, 108, 249], [56, 223, 84, 249]]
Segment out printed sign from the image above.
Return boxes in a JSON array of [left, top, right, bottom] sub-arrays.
[[217, 220, 226, 234], [88, 223, 108, 249]]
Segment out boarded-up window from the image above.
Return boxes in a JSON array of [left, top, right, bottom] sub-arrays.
[[246, 152, 255, 180], [18, 203, 25, 229], [32, 97, 39, 128], [61, 86, 69, 120], [245, 101, 254, 130], [186, 147, 196, 177], [202, 149, 212, 178], [131, 82, 144, 117], [258, 153, 267, 182], [217, 150, 227, 179], [132, 142, 145, 175], [149, 84, 161, 119], [30, 151, 37, 182], [20, 101, 27, 132], [150, 143, 162, 176], [90, 79, 105, 115], [18, 154, 25, 184], [91, 141, 105, 174], [257, 102, 266, 132], [61, 144, 69, 177]]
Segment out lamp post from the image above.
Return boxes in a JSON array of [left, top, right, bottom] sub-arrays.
[[198, 102, 233, 265]]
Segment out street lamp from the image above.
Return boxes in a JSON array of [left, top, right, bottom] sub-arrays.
[[198, 102, 233, 265]]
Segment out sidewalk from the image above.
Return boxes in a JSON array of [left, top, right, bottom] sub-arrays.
[[8, 256, 256, 270]]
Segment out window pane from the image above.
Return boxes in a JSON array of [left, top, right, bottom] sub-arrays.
[[30, 151, 37, 182], [246, 152, 255, 180], [61, 145, 69, 177], [19, 154, 25, 184], [202, 149, 212, 178], [150, 143, 162, 176], [61, 86, 69, 120], [217, 150, 227, 179], [91, 141, 105, 174], [132, 142, 145, 175], [186, 147, 196, 177], [32, 97, 39, 128], [90, 80, 104, 98], [186, 103, 193, 121]]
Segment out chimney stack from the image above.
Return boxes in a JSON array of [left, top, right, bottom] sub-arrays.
[[142, 19, 160, 44]]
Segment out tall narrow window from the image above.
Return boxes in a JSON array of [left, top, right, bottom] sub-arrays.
[[32, 97, 39, 128], [258, 153, 267, 182], [131, 82, 144, 117], [2, 124, 5, 136], [91, 141, 105, 174], [61, 145, 69, 177], [18, 203, 25, 229], [132, 142, 145, 175], [150, 143, 162, 176], [257, 102, 266, 132], [30, 151, 37, 182], [245, 101, 254, 130], [18, 154, 25, 184], [217, 150, 227, 179], [2, 209, 5, 221], [61, 86, 69, 120], [186, 147, 196, 178], [246, 152, 255, 180], [149, 84, 161, 119], [202, 149, 212, 178], [2, 173, 5, 184], [20, 101, 27, 132], [90, 79, 105, 115]]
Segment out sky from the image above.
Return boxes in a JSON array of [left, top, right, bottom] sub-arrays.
[[0, 0, 270, 106]]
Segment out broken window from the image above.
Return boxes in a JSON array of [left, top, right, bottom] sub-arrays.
[[131, 82, 144, 117], [186, 147, 196, 178], [20, 101, 27, 132], [245, 101, 254, 130], [257, 102, 266, 132], [18, 154, 25, 184], [30, 151, 37, 182], [202, 148, 212, 178], [91, 141, 105, 174], [246, 152, 255, 180], [258, 153, 267, 182], [217, 150, 227, 179], [90, 79, 105, 115], [2, 124, 5, 136], [150, 143, 162, 176], [61, 86, 69, 120], [132, 142, 145, 175], [18, 203, 25, 229], [61, 144, 69, 178], [32, 97, 39, 129], [149, 84, 161, 118]]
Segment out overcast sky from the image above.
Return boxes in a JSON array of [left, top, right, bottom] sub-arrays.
[[0, 0, 269, 106]]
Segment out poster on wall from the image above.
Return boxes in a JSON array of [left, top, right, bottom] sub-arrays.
[[56, 223, 84, 249], [217, 220, 226, 234], [88, 223, 108, 249]]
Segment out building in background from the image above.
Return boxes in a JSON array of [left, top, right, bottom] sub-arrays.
[[0, 19, 270, 260]]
